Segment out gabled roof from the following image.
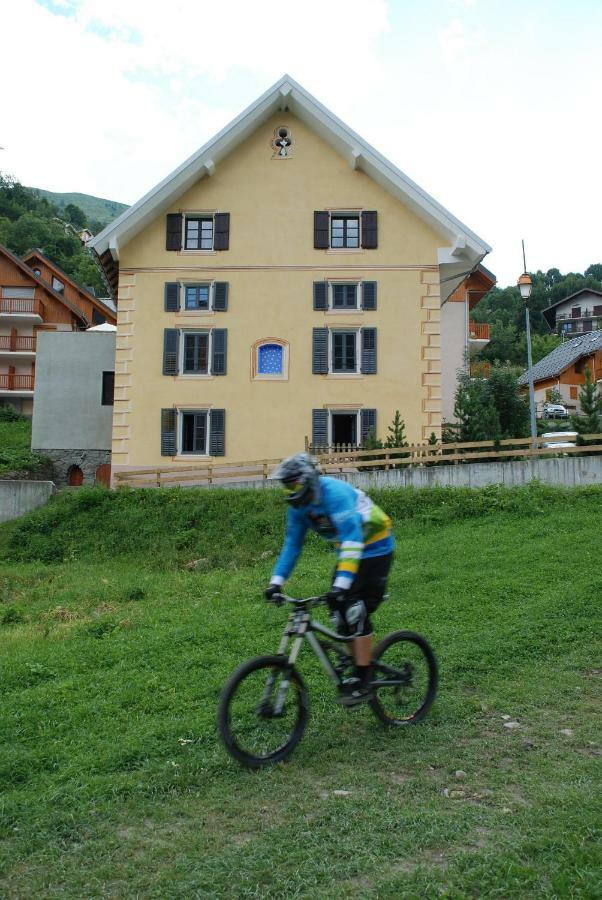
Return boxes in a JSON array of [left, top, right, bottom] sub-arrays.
[[0, 244, 88, 326], [22, 248, 117, 322], [518, 331, 602, 385], [91, 74, 491, 300], [542, 287, 602, 329]]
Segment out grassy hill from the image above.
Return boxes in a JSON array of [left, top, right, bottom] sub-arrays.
[[0, 484, 600, 896], [0, 412, 49, 478], [29, 188, 128, 228]]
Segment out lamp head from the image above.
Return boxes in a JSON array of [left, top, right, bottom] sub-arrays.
[[517, 272, 533, 301]]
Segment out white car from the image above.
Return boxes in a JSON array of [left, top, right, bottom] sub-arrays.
[[541, 431, 578, 449], [542, 402, 569, 419]]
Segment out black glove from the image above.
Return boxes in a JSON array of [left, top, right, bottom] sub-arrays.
[[265, 584, 283, 602], [324, 587, 348, 607]]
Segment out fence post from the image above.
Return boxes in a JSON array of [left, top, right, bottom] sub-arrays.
[[155, 470, 161, 488], [263, 460, 268, 480], [304, 435, 309, 453], [208, 465, 213, 485]]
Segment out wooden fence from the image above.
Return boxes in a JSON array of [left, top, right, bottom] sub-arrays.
[[113, 435, 602, 488]]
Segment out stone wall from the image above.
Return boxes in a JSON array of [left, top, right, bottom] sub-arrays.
[[0, 481, 56, 523], [36, 449, 111, 487]]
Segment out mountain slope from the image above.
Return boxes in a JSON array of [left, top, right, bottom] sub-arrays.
[[29, 189, 128, 227]]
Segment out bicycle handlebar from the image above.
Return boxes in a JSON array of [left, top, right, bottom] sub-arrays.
[[267, 592, 326, 608]]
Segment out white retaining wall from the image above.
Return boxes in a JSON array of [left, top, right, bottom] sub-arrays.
[[0, 481, 56, 523]]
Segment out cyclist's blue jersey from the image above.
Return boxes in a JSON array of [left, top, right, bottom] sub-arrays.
[[271, 476, 394, 591]]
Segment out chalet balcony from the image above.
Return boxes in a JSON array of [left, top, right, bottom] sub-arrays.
[[0, 373, 35, 395], [0, 298, 43, 322], [468, 321, 490, 342], [0, 335, 37, 356]]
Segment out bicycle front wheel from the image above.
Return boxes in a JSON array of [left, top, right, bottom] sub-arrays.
[[369, 631, 438, 726], [217, 655, 309, 768]]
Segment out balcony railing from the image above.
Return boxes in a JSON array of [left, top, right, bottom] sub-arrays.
[[470, 361, 491, 378], [0, 373, 35, 391], [0, 298, 42, 316], [0, 335, 37, 352], [469, 321, 490, 340]]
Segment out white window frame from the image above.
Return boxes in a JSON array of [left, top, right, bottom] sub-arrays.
[[182, 214, 216, 252], [1, 287, 35, 299], [180, 281, 215, 313], [179, 328, 213, 377], [51, 276, 65, 293], [328, 327, 361, 375], [328, 409, 361, 446], [178, 408, 210, 456], [254, 340, 289, 380], [328, 210, 362, 251], [329, 281, 361, 311]]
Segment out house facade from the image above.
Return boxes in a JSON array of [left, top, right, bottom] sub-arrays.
[[543, 288, 602, 337], [23, 250, 116, 328], [518, 331, 602, 416], [91, 76, 491, 477]]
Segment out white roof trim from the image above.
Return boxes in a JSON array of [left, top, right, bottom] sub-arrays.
[[91, 74, 491, 272]]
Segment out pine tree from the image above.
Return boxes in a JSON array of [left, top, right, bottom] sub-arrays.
[[385, 410, 408, 449], [571, 368, 602, 445]]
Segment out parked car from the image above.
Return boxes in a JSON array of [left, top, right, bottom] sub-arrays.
[[541, 431, 578, 449], [542, 402, 569, 419]]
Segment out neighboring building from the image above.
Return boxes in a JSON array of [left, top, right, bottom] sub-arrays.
[[31, 327, 116, 486], [23, 249, 116, 328], [543, 288, 602, 337], [441, 263, 495, 422], [90, 75, 491, 477], [0, 244, 89, 415], [518, 331, 602, 416]]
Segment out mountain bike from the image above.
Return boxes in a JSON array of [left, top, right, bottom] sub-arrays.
[[217, 593, 438, 768]]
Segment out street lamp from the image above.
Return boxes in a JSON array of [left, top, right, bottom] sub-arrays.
[[517, 271, 537, 443]]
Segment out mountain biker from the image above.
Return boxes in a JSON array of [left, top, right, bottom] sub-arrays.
[[265, 453, 394, 706]]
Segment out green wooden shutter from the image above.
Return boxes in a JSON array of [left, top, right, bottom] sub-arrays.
[[312, 409, 329, 450], [361, 211, 378, 249], [214, 213, 230, 250], [164, 282, 180, 311], [361, 409, 377, 445], [161, 408, 177, 456], [163, 328, 179, 375], [212, 328, 227, 375], [361, 327, 377, 374], [166, 214, 182, 250], [213, 282, 229, 311], [313, 281, 328, 310], [314, 211, 330, 249], [210, 409, 226, 456], [362, 281, 377, 310], [312, 328, 329, 374]]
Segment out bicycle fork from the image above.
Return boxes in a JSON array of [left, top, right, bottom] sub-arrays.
[[261, 616, 306, 717]]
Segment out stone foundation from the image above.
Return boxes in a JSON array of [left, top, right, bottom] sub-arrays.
[[34, 449, 111, 487]]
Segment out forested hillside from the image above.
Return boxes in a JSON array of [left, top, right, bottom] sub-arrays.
[[30, 189, 127, 229], [0, 173, 124, 297], [472, 265, 602, 366]]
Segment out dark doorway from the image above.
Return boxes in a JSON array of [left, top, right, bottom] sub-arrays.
[[67, 465, 84, 486], [331, 413, 357, 447]]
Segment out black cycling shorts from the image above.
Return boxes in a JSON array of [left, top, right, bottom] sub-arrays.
[[329, 552, 393, 636]]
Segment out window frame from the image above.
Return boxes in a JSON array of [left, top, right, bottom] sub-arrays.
[[179, 328, 212, 377], [330, 281, 360, 310], [101, 370, 114, 406], [329, 327, 360, 374], [182, 282, 213, 312], [328, 409, 361, 446], [52, 276, 65, 294], [183, 215, 215, 251], [330, 213, 361, 249], [180, 409, 209, 455]]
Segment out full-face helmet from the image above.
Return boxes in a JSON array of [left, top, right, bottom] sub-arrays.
[[274, 453, 321, 507]]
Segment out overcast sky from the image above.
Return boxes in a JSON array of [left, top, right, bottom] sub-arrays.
[[2, 0, 601, 286]]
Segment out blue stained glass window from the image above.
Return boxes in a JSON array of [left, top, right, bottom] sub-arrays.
[[258, 343, 283, 375]]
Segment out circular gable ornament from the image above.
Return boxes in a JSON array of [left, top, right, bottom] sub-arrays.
[[272, 126, 293, 159]]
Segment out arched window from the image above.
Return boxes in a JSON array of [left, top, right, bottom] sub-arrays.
[[253, 339, 288, 380]]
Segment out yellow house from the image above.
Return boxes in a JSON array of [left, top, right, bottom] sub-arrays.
[[91, 75, 491, 477]]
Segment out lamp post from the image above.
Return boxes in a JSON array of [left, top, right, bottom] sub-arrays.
[[518, 271, 537, 443]]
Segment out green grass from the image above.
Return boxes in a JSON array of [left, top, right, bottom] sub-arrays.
[[0, 485, 601, 897], [0, 415, 49, 477]]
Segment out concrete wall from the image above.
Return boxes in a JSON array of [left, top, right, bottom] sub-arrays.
[[31, 331, 115, 451], [164, 455, 602, 492], [0, 480, 55, 523]]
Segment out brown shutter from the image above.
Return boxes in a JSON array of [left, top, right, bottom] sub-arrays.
[[214, 213, 230, 250], [166, 214, 182, 251], [314, 211, 330, 249], [361, 211, 378, 249]]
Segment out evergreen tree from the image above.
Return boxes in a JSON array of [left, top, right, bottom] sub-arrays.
[[571, 368, 602, 445], [385, 410, 408, 448]]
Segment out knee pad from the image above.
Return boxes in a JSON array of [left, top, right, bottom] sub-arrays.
[[344, 600, 367, 636], [330, 609, 346, 634]]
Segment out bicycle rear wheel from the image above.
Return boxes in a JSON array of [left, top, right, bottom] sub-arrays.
[[369, 631, 438, 726], [217, 655, 309, 768]]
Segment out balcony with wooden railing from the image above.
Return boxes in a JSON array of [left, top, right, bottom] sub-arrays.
[[0, 334, 37, 352], [0, 373, 35, 392], [0, 297, 43, 319], [468, 321, 490, 341]]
